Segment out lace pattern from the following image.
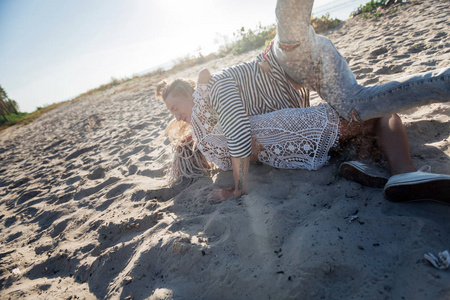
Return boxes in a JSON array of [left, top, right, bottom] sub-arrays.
[[190, 83, 340, 171], [191, 84, 232, 170], [251, 104, 340, 170]]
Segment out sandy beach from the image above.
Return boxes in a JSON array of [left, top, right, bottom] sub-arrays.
[[1, 1, 449, 299]]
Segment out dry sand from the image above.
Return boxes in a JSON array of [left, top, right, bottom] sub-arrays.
[[1, 1, 449, 299]]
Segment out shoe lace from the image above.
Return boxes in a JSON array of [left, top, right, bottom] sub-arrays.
[[418, 165, 431, 173]]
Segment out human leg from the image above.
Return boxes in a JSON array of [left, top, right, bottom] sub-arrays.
[[314, 36, 450, 122], [374, 114, 416, 175], [273, 0, 319, 86], [272, 0, 450, 121], [339, 114, 450, 203], [378, 114, 450, 203], [339, 114, 415, 176], [250, 137, 262, 162], [338, 118, 390, 188]]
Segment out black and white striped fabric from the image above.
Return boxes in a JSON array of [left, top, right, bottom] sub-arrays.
[[208, 47, 310, 158]]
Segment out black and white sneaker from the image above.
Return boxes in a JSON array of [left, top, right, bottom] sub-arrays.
[[383, 166, 450, 203]]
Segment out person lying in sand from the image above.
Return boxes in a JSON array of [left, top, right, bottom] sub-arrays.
[[157, 0, 450, 203], [156, 73, 450, 204]]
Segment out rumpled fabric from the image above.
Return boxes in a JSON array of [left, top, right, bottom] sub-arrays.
[[424, 250, 450, 270]]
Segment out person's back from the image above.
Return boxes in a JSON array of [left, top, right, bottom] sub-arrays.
[[208, 47, 309, 117], [206, 47, 310, 159]]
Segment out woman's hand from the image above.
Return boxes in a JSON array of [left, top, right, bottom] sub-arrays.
[[207, 188, 236, 204], [198, 69, 211, 84]]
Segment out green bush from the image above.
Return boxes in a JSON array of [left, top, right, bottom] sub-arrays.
[[227, 24, 276, 55], [311, 13, 341, 33], [0, 84, 21, 125], [351, 0, 386, 17], [222, 14, 340, 56]]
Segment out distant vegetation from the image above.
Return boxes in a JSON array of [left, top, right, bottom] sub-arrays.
[[224, 24, 277, 55], [350, 0, 402, 19], [144, 14, 341, 78], [0, 84, 71, 131], [0, 85, 24, 128], [0, 14, 342, 131], [311, 13, 342, 34], [221, 14, 341, 56]]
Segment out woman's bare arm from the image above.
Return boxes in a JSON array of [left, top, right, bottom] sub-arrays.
[[207, 156, 250, 203], [231, 156, 250, 197]]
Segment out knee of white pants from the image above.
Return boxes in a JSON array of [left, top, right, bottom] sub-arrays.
[[275, 0, 314, 24], [274, 26, 319, 66], [275, 0, 314, 42]]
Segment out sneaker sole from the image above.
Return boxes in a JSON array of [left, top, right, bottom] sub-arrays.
[[339, 163, 388, 189], [384, 179, 450, 204]]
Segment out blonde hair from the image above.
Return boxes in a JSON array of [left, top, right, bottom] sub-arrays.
[[155, 78, 195, 101], [156, 78, 213, 183], [160, 120, 213, 184]]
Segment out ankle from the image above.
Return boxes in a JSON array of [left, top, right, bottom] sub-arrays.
[[390, 166, 416, 176]]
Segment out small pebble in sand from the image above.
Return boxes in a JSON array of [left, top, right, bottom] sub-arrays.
[[123, 276, 133, 285], [12, 268, 21, 275]]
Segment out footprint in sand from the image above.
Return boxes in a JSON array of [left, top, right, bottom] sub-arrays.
[[17, 190, 42, 205], [137, 168, 165, 178], [140, 138, 154, 144], [128, 165, 138, 175], [74, 177, 120, 200], [362, 77, 379, 85], [369, 46, 389, 57], [375, 65, 403, 75], [4, 216, 17, 227], [8, 177, 31, 189], [34, 244, 53, 255], [138, 155, 152, 162], [146, 180, 192, 202], [55, 192, 74, 205], [434, 32, 447, 39], [26, 253, 73, 279], [50, 219, 70, 238], [43, 139, 65, 152], [131, 190, 147, 202], [92, 213, 161, 256], [21, 206, 39, 219], [119, 145, 146, 160], [131, 122, 151, 130], [108, 148, 120, 156], [408, 43, 426, 53], [6, 231, 23, 242], [411, 29, 429, 37], [87, 166, 107, 180], [353, 67, 374, 79], [105, 183, 134, 199], [65, 146, 97, 161], [34, 210, 64, 230], [66, 176, 82, 186]]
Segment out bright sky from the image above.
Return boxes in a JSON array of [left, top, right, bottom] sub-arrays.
[[0, 0, 339, 113]]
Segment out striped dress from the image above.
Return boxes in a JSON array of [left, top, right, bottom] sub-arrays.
[[208, 46, 310, 158]]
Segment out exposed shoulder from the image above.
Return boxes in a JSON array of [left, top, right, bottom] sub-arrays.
[[198, 69, 211, 84]]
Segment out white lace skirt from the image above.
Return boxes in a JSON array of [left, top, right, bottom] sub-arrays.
[[251, 103, 340, 170]]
